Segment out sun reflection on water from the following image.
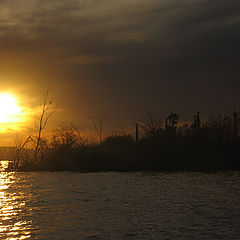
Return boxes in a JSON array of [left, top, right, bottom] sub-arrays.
[[0, 161, 32, 240]]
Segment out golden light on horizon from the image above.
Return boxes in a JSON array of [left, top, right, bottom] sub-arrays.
[[0, 93, 28, 133], [0, 93, 21, 123]]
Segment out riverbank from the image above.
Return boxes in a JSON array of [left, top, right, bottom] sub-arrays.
[[6, 138, 240, 172]]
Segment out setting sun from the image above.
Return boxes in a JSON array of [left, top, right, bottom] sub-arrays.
[[0, 93, 21, 123], [0, 91, 33, 143]]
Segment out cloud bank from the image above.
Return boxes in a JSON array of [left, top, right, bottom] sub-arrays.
[[0, 0, 239, 129]]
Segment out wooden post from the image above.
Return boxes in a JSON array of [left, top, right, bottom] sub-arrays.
[[136, 123, 139, 144], [165, 119, 168, 130], [196, 111, 200, 128], [233, 112, 238, 139], [193, 116, 197, 129]]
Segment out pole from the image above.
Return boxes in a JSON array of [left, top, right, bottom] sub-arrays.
[[136, 123, 139, 144], [233, 112, 238, 139]]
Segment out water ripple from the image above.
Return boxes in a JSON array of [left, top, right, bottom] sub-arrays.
[[0, 161, 239, 239]]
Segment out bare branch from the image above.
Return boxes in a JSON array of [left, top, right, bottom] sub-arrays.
[[34, 91, 56, 161], [89, 115, 104, 144], [137, 113, 162, 137]]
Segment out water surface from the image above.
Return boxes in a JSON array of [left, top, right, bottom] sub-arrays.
[[0, 161, 239, 239]]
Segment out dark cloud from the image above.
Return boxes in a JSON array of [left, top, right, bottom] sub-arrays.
[[0, 0, 239, 127]]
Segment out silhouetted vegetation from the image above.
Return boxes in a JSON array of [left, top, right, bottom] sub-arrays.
[[6, 109, 240, 172]]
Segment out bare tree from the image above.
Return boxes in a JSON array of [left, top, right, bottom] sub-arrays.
[[52, 122, 89, 148], [90, 115, 104, 144], [137, 113, 162, 137], [113, 122, 128, 136], [34, 91, 56, 161]]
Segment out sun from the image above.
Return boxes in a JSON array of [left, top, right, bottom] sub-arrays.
[[0, 93, 22, 123]]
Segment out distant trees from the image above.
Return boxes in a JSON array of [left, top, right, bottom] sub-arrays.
[[201, 114, 235, 142], [134, 110, 240, 143], [103, 134, 135, 147], [51, 122, 89, 149], [136, 112, 180, 139], [6, 101, 240, 172]]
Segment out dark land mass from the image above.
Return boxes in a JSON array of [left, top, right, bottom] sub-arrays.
[[5, 111, 240, 172]]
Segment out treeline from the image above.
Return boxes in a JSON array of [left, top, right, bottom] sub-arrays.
[[6, 110, 240, 172]]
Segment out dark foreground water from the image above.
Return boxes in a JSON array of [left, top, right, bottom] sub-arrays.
[[0, 162, 239, 239]]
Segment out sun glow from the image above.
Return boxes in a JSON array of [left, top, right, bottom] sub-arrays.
[[0, 93, 22, 123], [0, 93, 29, 133]]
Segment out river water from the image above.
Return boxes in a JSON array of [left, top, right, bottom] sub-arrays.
[[0, 161, 239, 240]]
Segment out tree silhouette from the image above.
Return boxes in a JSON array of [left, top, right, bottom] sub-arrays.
[[90, 115, 104, 144], [165, 112, 179, 130], [137, 113, 162, 137], [34, 91, 56, 161]]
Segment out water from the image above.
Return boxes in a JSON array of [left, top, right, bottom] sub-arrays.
[[0, 161, 240, 239]]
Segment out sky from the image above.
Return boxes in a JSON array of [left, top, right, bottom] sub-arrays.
[[0, 0, 240, 144]]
